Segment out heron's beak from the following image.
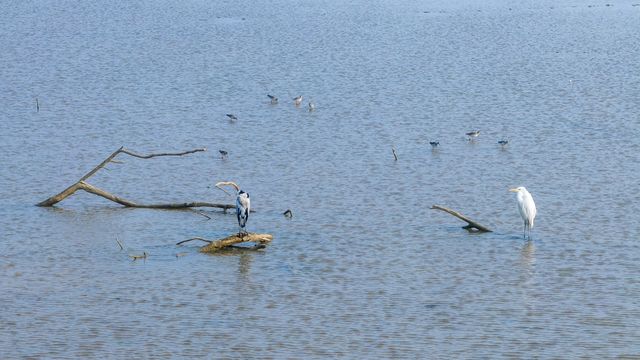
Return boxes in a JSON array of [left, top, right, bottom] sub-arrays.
[[509, 188, 518, 192]]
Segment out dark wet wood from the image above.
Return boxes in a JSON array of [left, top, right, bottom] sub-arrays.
[[431, 205, 493, 233]]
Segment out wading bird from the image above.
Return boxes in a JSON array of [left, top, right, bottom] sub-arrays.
[[216, 181, 250, 236], [308, 101, 315, 111], [218, 150, 228, 159], [429, 141, 439, 148], [267, 94, 278, 104], [509, 186, 537, 240], [466, 130, 480, 140], [498, 140, 509, 147], [226, 113, 238, 121], [293, 95, 303, 106]]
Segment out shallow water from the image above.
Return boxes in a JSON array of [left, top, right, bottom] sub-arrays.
[[1, 0, 640, 358]]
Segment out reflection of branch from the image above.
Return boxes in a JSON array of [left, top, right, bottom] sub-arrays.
[[36, 147, 234, 211], [431, 205, 492, 232]]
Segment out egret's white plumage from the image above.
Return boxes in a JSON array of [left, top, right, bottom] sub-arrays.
[[509, 186, 537, 239], [216, 181, 250, 235]]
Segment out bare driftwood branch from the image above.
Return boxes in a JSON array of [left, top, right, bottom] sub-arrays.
[[176, 233, 273, 253], [130, 252, 148, 261], [431, 205, 493, 233], [119, 148, 206, 159], [36, 147, 234, 210]]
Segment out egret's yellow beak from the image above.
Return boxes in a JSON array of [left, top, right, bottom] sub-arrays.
[[509, 188, 519, 192]]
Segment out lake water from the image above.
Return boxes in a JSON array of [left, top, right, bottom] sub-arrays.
[[1, 0, 640, 358]]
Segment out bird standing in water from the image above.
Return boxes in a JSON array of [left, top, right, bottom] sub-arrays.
[[466, 130, 480, 141], [293, 95, 303, 106], [267, 94, 278, 104], [226, 114, 238, 121], [216, 181, 250, 236], [509, 186, 537, 240]]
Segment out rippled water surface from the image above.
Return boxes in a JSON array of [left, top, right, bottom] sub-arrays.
[[2, 0, 640, 358]]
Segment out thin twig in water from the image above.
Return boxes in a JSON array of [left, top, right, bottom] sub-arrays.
[[392, 147, 398, 161], [195, 211, 212, 220], [215, 185, 233, 197], [176, 237, 214, 246], [116, 237, 124, 250]]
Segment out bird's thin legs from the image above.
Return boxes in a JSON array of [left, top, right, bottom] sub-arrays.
[[523, 222, 533, 240]]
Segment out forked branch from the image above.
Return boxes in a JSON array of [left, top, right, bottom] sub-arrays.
[[36, 147, 233, 210]]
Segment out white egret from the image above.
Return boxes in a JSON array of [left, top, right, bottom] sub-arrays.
[[216, 181, 250, 236], [509, 186, 537, 240]]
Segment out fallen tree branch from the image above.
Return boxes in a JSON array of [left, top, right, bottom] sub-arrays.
[[180, 233, 273, 253], [35, 147, 235, 210], [119, 148, 205, 159], [431, 205, 492, 232]]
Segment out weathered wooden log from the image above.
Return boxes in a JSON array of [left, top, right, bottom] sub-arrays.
[[177, 233, 273, 253], [431, 205, 492, 232], [36, 147, 233, 211]]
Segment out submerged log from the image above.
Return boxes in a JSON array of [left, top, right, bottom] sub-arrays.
[[177, 233, 273, 253], [36, 146, 233, 210], [431, 205, 493, 233]]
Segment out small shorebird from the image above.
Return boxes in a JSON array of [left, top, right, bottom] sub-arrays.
[[226, 114, 238, 121], [283, 209, 293, 218], [267, 94, 278, 104], [498, 140, 509, 147], [466, 130, 480, 140], [429, 141, 439, 148], [308, 101, 315, 111], [219, 150, 228, 159], [293, 95, 303, 106]]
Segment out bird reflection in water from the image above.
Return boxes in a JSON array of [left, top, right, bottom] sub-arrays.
[[518, 240, 536, 287]]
